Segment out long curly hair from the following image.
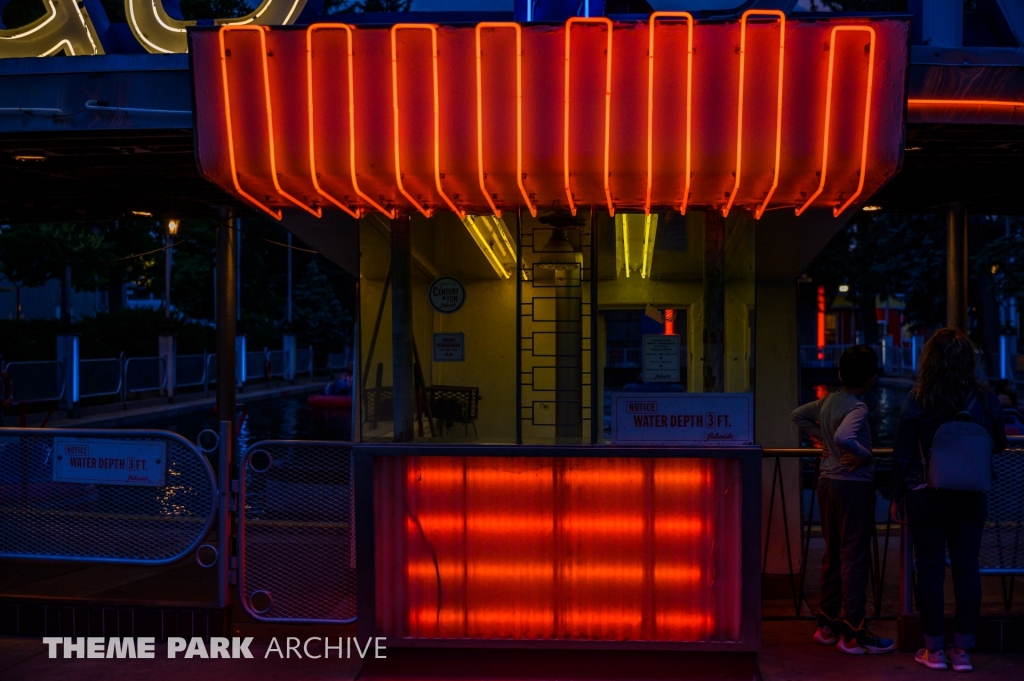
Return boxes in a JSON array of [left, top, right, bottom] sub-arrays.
[[913, 328, 986, 416]]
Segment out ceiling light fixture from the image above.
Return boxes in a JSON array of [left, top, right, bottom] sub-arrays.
[[14, 155, 45, 161]]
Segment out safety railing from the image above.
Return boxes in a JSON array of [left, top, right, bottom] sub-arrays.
[[763, 437, 1024, 620], [206, 353, 217, 388], [267, 350, 289, 379], [176, 353, 207, 389], [245, 351, 267, 383], [1, 360, 66, 403], [123, 356, 167, 396], [328, 351, 350, 374], [80, 356, 123, 399], [0, 428, 217, 564], [295, 348, 313, 378], [238, 440, 355, 623]]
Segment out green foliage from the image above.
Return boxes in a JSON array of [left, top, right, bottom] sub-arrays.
[[0, 223, 110, 290], [806, 0, 907, 10], [978, 229, 1024, 306], [96, 0, 250, 24], [0, 309, 214, 361], [292, 260, 351, 358]]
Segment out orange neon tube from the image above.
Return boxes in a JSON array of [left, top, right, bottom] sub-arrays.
[[564, 17, 614, 217], [407, 561, 702, 583], [475, 23, 531, 219], [908, 98, 1024, 108], [647, 12, 693, 216], [217, 26, 281, 221], [796, 25, 876, 217], [723, 9, 785, 219], [391, 24, 464, 219], [306, 26, 394, 218], [306, 25, 358, 219], [224, 26, 321, 218]]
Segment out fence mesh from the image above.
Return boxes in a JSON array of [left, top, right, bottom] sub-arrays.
[[0, 429, 216, 563], [981, 440, 1024, 572], [240, 441, 355, 622]]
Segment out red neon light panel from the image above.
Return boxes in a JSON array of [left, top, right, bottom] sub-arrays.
[[375, 456, 742, 641], [192, 18, 907, 218]]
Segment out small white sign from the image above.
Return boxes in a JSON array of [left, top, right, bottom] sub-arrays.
[[433, 332, 465, 362], [643, 334, 680, 382], [611, 392, 753, 446], [429, 277, 466, 314], [53, 438, 167, 486]]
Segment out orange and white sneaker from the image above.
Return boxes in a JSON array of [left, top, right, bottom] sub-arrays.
[[915, 648, 949, 670], [813, 614, 839, 645]]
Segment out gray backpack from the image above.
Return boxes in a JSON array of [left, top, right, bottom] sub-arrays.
[[921, 396, 993, 492]]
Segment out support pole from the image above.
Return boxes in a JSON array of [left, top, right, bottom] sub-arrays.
[[391, 215, 416, 442], [703, 210, 726, 392], [947, 204, 968, 331], [216, 209, 237, 610]]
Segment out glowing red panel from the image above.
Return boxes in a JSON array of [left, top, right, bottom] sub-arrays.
[[192, 18, 907, 218], [375, 456, 742, 642]]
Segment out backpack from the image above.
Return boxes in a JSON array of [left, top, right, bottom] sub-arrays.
[[920, 396, 993, 492]]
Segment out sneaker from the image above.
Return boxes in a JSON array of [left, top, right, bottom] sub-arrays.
[[837, 620, 895, 655], [947, 647, 972, 672], [814, 613, 839, 645], [915, 648, 949, 670]]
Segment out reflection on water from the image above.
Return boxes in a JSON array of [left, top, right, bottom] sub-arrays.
[[140, 394, 352, 453], [801, 379, 912, 447]]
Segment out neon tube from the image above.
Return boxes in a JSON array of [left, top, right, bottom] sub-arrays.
[[723, 10, 785, 219], [306, 25, 359, 219], [641, 213, 655, 278], [796, 25, 876, 218], [908, 98, 1024, 108], [622, 214, 630, 278], [462, 215, 510, 278], [475, 23, 530, 218], [408, 561, 701, 583], [217, 26, 281, 220], [250, 26, 321, 218], [391, 24, 465, 218], [564, 17, 614, 217], [647, 13, 693, 215]]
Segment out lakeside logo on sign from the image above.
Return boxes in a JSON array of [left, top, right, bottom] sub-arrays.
[[53, 438, 166, 486], [611, 393, 753, 446], [429, 277, 465, 314]]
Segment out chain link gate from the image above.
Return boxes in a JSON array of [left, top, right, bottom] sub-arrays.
[[0, 428, 217, 564], [981, 439, 1024, 574], [239, 440, 356, 623]]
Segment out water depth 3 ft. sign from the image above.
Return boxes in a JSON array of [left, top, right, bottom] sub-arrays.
[[52, 438, 167, 486], [611, 393, 753, 446]]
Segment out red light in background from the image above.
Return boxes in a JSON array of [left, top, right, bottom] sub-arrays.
[[664, 308, 675, 335], [817, 285, 826, 360]]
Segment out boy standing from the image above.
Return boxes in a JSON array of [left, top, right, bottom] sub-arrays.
[[791, 345, 894, 655]]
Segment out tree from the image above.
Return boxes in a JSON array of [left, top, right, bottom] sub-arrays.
[[324, 0, 410, 14], [292, 260, 351, 357], [97, 220, 163, 311], [0, 223, 110, 325]]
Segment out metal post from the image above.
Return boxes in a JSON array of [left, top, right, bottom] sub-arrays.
[[215, 210, 237, 610], [165, 230, 172, 320], [287, 231, 293, 325], [515, 206, 523, 445], [947, 204, 968, 331], [391, 214, 416, 441], [704, 210, 726, 392]]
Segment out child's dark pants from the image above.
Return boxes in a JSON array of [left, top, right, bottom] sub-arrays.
[[817, 478, 876, 626]]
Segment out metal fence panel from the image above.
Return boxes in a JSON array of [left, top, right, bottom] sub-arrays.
[[0, 428, 217, 564], [245, 352, 266, 382], [3, 361, 65, 403], [176, 354, 207, 389], [981, 439, 1024, 574], [328, 352, 349, 373], [267, 351, 288, 379], [124, 357, 167, 393], [295, 349, 312, 377], [239, 440, 355, 623], [80, 358, 122, 398], [207, 354, 217, 386]]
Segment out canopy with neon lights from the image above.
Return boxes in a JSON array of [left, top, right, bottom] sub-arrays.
[[190, 15, 908, 221]]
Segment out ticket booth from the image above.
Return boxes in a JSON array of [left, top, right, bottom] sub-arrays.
[[190, 13, 908, 677]]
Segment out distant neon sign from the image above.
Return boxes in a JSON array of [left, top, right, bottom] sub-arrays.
[[0, 0, 308, 57]]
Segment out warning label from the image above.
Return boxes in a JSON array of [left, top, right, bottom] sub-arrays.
[[611, 393, 752, 446]]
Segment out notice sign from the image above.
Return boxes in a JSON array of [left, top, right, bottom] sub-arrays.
[[433, 332, 465, 362], [611, 393, 753, 446], [53, 438, 167, 486], [643, 334, 680, 382], [429, 277, 466, 314]]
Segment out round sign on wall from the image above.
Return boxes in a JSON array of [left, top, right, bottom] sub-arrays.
[[429, 277, 466, 314]]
